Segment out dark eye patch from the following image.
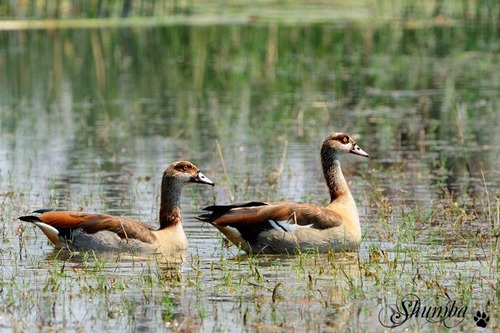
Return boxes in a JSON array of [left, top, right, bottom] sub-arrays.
[[175, 162, 192, 172], [335, 135, 349, 144]]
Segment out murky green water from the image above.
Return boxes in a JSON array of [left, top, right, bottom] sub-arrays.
[[1, 9, 499, 332]]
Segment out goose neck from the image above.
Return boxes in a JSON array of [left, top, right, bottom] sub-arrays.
[[322, 154, 350, 202], [159, 177, 183, 229]]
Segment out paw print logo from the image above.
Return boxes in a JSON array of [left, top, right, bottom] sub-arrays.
[[473, 311, 489, 328]]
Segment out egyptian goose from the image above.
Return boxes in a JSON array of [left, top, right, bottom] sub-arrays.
[[196, 133, 369, 254], [19, 161, 214, 257]]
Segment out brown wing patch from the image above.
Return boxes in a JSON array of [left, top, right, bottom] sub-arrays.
[[211, 207, 269, 227], [250, 203, 344, 229], [37, 211, 156, 244], [205, 202, 343, 229], [37, 211, 89, 228], [283, 204, 344, 229], [81, 216, 156, 244]]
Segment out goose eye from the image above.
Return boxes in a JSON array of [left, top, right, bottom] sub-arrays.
[[342, 136, 349, 144], [175, 163, 191, 172]]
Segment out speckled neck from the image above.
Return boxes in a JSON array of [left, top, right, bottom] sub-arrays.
[[159, 176, 183, 229], [321, 147, 349, 202]]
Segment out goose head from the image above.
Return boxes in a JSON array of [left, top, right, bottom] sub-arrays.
[[321, 133, 369, 158], [164, 161, 215, 186]]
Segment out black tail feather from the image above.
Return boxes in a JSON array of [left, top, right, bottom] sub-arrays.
[[194, 213, 213, 223], [18, 215, 42, 223], [197, 201, 267, 222], [19, 209, 52, 223], [202, 201, 266, 212], [33, 209, 53, 214]]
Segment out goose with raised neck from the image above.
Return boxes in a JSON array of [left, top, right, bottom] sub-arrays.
[[19, 161, 214, 260], [196, 132, 369, 254]]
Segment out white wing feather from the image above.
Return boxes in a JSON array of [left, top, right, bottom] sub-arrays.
[[269, 219, 313, 232]]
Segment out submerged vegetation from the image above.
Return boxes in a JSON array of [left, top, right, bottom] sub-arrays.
[[0, 0, 498, 331], [1, 187, 497, 331]]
